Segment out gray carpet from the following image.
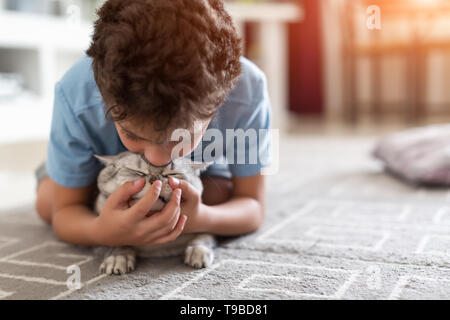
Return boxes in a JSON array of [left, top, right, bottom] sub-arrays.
[[1, 135, 449, 300]]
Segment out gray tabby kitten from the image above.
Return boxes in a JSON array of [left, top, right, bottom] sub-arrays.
[[94, 151, 216, 275]]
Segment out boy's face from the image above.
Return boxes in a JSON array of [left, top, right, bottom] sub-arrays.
[[114, 119, 211, 166]]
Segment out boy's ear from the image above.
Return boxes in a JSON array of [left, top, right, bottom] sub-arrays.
[[94, 154, 116, 166]]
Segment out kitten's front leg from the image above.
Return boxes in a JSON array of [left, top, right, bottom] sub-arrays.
[[99, 246, 137, 275], [184, 234, 217, 269]]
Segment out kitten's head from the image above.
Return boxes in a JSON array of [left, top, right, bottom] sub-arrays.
[[95, 151, 210, 211]]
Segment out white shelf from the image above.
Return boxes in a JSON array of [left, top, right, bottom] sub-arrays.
[[0, 10, 92, 51], [0, 10, 93, 144], [0, 10, 92, 98], [225, 2, 303, 22]]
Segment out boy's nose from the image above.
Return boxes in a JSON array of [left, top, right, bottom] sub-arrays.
[[143, 150, 172, 167], [147, 159, 172, 167]]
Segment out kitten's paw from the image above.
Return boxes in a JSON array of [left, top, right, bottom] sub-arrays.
[[99, 253, 136, 275], [184, 245, 214, 269]]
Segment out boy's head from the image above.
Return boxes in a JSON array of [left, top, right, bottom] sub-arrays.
[[86, 0, 242, 165]]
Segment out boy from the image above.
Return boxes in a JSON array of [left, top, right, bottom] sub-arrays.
[[35, 0, 271, 249]]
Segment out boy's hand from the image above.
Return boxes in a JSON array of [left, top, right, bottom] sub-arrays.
[[93, 178, 187, 247], [168, 177, 205, 233]]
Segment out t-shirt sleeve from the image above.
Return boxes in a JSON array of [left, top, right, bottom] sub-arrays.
[[228, 74, 273, 177], [46, 83, 102, 188]]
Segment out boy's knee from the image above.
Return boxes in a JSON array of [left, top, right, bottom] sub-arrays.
[[35, 178, 53, 224]]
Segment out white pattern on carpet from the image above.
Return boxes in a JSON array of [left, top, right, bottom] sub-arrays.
[[0, 135, 449, 299]]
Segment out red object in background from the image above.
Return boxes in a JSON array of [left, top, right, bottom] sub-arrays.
[[288, 0, 323, 115]]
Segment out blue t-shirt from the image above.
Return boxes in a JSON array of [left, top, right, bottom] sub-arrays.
[[46, 55, 272, 188]]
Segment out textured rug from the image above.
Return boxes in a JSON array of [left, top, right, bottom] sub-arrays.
[[1, 135, 450, 300]]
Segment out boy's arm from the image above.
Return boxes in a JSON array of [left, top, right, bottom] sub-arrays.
[[204, 174, 265, 235], [51, 178, 186, 247], [51, 181, 100, 245], [172, 174, 265, 236]]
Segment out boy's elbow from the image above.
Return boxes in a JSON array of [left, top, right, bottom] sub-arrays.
[[248, 199, 265, 233]]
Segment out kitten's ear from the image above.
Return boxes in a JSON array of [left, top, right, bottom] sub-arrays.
[[191, 161, 213, 171], [94, 154, 116, 166]]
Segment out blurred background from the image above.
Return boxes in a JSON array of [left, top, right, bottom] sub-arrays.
[[1, 0, 450, 211]]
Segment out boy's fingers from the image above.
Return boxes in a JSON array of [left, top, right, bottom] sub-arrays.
[[137, 188, 181, 240], [140, 206, 181, 241], [108, 178, 145, 207], [128, 199, 138, 207], [169, 177, 197, 199], [149, 187, 181, 224], [130, 180, 162, 219], [143, 215, 187, 247], [160, 188, 182, 215]]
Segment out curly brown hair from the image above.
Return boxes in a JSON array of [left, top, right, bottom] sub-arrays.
[[86, 0, 242, 133]]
